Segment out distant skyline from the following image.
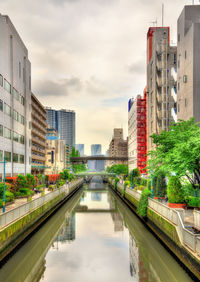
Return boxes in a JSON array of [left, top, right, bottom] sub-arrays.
[[0, 0, 195, 154]]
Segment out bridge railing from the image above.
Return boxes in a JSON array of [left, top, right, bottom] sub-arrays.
[[0, 179, 83, 229]]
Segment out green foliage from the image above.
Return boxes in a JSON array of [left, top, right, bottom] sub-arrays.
[[60, 169, 69, 180], [16, 175, 27, 190], [37, 174, 43, 184], [36, 184, 44, 190], [72, 164, 87, 173], [167, 176, 185, 204], [106, 164, 128, 175], [70, 146, 80, 157], [147, 179, 151, 191], [26, 174, 36, 188], [48, 185, 56, 191], [185, 196, 200, 207], [137, 189, 152, 217], [154, 173, 166, 197], [130, 168, 141, 178], [114, 177, 119, 190], [68, 173, 75, 182], [148, 118, 200, 189], [19, 188, 34, 196]]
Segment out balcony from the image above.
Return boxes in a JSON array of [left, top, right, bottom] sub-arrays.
[[137, 107, 146, 114], [32, 144, 45, 153], [171, 107, 177, 123], [32, 136, 46, 147], [32, 128, 46, 141], [171, 67, 177, 82], [137, 99, 146, 107], [32, 119, 47, 135], [32, 153, 46, 162], [137, 121, 146, 128], [156, 75, 162, 87], [137, 115, 146, 122], [171, 86, 177, 102]]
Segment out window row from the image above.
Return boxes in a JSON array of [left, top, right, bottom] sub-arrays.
[[0, 74, 25, 106], [0, 125, 25, 144], [0, 150, 24, 163], [0, 100, 25, 125]]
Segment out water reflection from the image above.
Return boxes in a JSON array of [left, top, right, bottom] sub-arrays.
[[0, 184, 194, 282], [88, 175, 104, 189]]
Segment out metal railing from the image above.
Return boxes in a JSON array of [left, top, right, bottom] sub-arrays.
[[126, 187, 141, 201], [0, 179, 83, 229]]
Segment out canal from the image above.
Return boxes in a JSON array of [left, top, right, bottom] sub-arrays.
[[0, 178, 194, 282]]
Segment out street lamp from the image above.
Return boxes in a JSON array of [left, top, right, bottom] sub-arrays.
[[0, 157, 6, 213]]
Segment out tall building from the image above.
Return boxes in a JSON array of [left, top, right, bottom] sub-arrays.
[[147, 27, 177, 152], [75, 144, 84, 156], [128, 89, 147, 174], [46, 108, 75, 151], [91, 144, 101, 156], [177, 5, 200, 122], [108, 128, 128, 166], [0, 15, 32, 177], [31, 93, 47, 175]]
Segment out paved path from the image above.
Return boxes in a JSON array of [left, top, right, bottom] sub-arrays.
[[0, 188, 51, 214]]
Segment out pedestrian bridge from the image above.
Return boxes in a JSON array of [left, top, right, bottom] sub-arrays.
[[70, 156, 128, 164]]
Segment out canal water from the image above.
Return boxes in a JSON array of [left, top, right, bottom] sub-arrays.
[[0, 178, 194, 282]]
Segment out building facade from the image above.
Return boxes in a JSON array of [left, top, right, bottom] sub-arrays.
[[0, 15, 32, 177], [128, 90, 147, 174], [147, 27, 177, 152], [91, 144, 101, 155], [75, 144, 84, 156], [31, 93, 47, 175], [46, 108, 75, 151], [108, 129, 128, 166], [177, 5, 200, 122]]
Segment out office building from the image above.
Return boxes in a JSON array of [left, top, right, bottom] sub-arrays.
[[31, 93, 47, 175], [147, 27, 177, 152], [75, 144, 84, 156], [128, 89, 147, 174], [0, 15, 32, 177], [91, 144, 101, 156], [177, 5, 200, 122], [46, 108, 75, 151], [108, 128, 128, 166]]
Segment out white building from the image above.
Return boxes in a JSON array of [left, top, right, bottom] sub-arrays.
[[0, 15, 32, 177], [177, 5, 200, 122], [128, 98, 137, 172]]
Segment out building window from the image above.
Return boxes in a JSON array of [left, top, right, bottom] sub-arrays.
[[19, 115, 25, 125], [178, 82, 180, 90], [178, 33, 180, 42], [0, 125, 3, 136], [13, 110, 19, 121], [174, 54, 177, 64], [0, 150, 3, 161], [13, 153, 18, 163], [4, 103, 11, 116], [183, 75, 187, 83], [0, 100, 3, 111], [19, 135, 25, 144], [178, 60, 180, 68], [20, 96, 25, 106], [4, 79, 11, 93], [185, 98, 187, 107], [185, 51, 187, 59], [13, 132, 19, 142], [4, 127, 11, 139], [20, 155, 24, 164], [13, 88, 19, 101], [0, 74, 3, 87], [4, 151, 11, 162]]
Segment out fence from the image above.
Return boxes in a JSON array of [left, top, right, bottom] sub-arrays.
[[126, 187, 141, 201], [194, 210, 200, 230], [148, 198, 200, 253], [0, 179, 83, 229]]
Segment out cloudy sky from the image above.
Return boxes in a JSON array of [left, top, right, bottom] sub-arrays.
[[0, 0, 195, 154]]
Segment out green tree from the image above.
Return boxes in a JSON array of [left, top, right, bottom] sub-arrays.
[[106, 164, 128, 175], [155, 173, 166, 197], [26, 174, 36, 189], [16, 175, 27, 190], [137, 189, 152, 217], [148, 118, 200, 189], [167, 176, 185, 203]]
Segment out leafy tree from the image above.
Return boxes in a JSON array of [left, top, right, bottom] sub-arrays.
[[155, 173, 166, 197], [106, 164, 128, 175], [148, 118, 200, 189], [137, 189, 152, 217], [26, 174, 36, 188], [167, 176, 185, 203], [16, 175, 27, 190], [60, 169, 69, 180]]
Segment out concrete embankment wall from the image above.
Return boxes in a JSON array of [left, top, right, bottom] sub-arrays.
[[0, 179, 83, 262], [109, 180, 200, 280]]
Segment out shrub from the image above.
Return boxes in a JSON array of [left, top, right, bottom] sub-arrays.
[[141, 178, 147, 186], [19, 188, 34, 196], [137, 189, 152, 217], [167, 176, 185, 204], [37, 174, 43, 185], [155, 173, 166, 197], [114, 178, 119, 190], [147, 179, 151, 191], [16, 175, 27, 190], [185, 196, 200, 207], [36, 184, 44, 190], [5, 190, 14, 202], [26, 174, 36, 188]]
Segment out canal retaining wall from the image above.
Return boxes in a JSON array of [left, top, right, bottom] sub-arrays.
[[0, 179, 83, 262], [109, 179, 200, 280]]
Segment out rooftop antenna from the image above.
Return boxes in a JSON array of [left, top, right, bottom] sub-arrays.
[[162, 3, 164, 27]]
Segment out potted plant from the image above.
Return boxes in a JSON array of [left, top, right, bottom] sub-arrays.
[[167, 176, 186, 208]]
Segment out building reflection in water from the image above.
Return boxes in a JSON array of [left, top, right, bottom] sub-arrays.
[[55, 212, 76, 244]]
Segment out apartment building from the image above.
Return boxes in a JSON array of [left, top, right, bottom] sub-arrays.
[[128, 89, 147, 174], [31, 93, 47, 175], [147, 27, 177, 152], [46, 108, 75, 151], [0, 15, 32, 177], [177, 5, 200, 122], [108, 129, 128, 166]]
